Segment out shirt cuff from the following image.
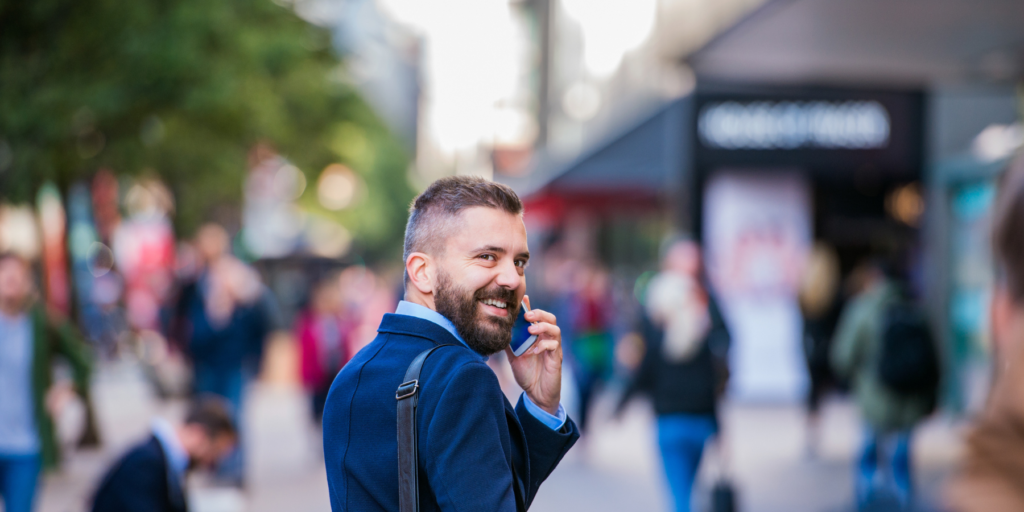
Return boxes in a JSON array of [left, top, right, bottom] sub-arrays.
[[521, 393, 567, 430]]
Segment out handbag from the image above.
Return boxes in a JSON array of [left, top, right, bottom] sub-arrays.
[[709, 436, 739, 512], [396, 344, 526, 512], [712, 480, 737, 512]]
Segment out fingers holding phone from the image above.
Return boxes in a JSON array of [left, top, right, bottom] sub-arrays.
[[507, 295, 562, 415], [509, 298, 539, 357]]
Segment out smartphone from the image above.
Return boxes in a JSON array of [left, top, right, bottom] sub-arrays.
[[510, 300, 539, 357]]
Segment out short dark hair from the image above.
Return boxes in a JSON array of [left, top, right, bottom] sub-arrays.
[[184, 395, 237, 440], [403, 176, 523, 280], [993, 153, 1024, 303]]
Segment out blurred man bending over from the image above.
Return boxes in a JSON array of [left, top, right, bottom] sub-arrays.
[[90, 397, 236, 512], [323, 176, 578, 511]]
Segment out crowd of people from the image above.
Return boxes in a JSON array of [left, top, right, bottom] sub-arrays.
[[1, 156, 1024, 512], [0, 211, 397, 510]]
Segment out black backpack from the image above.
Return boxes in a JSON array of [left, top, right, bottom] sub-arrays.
[[877, 300, 940, 399]]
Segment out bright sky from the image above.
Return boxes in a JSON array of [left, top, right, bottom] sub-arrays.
[[380, 0, 527, 153], [379, 0, 658, 154]]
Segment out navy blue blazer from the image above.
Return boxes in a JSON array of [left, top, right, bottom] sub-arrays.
[[91, 436, 186, 512], [323, 313, 578, 511]]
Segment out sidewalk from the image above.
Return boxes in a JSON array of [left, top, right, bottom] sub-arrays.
[[534, 393, 963, 512], [37, 361, 963, 512]]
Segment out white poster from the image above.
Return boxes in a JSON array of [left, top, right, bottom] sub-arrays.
[[703, 170, 811, 401]]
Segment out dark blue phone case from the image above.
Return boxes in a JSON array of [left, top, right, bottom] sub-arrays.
[[510, 302, 536, 354]]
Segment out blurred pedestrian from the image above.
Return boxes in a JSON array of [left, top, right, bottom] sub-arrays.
[[831, 259, 940, 510], [167, 224, 228, 356], [0, 252, 96, 512], [616, 239, 731, 512], [296, 273, 352, 425], [170, 223, 272, 487], [187, 254, 271, 487], [323, 176, 578, 511], [90, 396, 237, 512], [947, 154, 1024, 511], [566, 263, 615, 433], [83, 270, 127, 359], [797, 243, 844, 458], [337, 265, 389, 357]]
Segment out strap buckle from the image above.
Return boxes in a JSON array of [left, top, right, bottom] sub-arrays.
[[396, 380, 419, 400]]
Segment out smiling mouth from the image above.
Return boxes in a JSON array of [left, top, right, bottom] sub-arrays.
[[479, 298, 510, 316]]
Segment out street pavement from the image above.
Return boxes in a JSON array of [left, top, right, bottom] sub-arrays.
[[35, 358, 962, 512]]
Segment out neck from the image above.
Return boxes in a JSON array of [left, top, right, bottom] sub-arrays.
[[403, 289, 436, 312], [0, 300, 23, 317]]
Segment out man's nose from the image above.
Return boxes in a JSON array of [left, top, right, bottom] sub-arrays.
[[494, 259, 521, 289]]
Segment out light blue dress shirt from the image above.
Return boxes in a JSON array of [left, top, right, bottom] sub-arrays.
[[0, 311, 39, 455], [151, 418, 189, 479], [395, 300, 567, 430]]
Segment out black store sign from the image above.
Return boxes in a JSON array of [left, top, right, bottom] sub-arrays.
[[693, 87, 924, 179]]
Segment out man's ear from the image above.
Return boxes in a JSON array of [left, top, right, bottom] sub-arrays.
[[406, 252, 435, 295]]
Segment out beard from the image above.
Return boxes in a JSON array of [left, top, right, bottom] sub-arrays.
[[434, 270, 519, 356]]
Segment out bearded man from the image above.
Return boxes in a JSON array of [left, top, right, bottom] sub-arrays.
[[323, 176, 578, 512]]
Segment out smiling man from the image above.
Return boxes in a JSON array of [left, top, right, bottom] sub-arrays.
[[322, 176, 578, 512]]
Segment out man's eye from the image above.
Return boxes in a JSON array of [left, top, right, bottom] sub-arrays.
[[480, 254, 496, 261], [515, 260, 526, 268]]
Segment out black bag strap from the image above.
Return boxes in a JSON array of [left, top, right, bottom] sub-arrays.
[[397, 344, 527, 512], [397, 344, 454, 512]]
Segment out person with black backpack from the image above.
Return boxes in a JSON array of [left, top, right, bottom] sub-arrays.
[[831, 260, 941, 511]]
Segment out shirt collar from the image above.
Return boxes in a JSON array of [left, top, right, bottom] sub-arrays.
[[151, 418, 190, 478], [395, 300, 485, 360]]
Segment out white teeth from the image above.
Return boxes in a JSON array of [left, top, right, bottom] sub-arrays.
[[482, 299, 507, 309]]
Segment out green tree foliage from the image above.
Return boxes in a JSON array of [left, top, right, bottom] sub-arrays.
[[0, 0, 414, 261]]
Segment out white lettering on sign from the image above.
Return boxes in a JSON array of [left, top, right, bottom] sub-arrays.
[[698, 100, 890, 150]]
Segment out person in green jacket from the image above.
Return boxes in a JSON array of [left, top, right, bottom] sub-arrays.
[[0, 252, 95, 512], [831, 261, 934, 510]]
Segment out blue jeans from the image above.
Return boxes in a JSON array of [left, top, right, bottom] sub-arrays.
[[0, 453, 41, 512], [657, 414, 717, 512], [857, 427, 912, 509], [194, 364, 246, 485]]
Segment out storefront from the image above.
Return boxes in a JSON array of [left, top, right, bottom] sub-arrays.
[[929, 153, 1014, 413], [513, 83, 927, 400], [690, 84, 925, 399]]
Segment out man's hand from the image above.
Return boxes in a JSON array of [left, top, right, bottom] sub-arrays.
[[507, 296, 562, 415]]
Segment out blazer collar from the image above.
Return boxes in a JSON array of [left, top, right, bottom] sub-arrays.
[[377, 313, 481, 354], [149, 436, 187, 509]]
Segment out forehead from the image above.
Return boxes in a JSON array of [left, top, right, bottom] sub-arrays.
[[447, 206, 528, 252]]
